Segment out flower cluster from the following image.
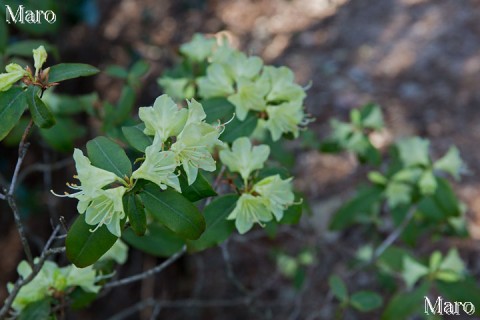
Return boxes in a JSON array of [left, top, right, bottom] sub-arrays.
[[8, 260, 99, 312], [54, 95, 222, 236], [159, 34, 311, 141], [219, 137, 295, 233], [135, 94, 224, 185], [0, 45, 51, 91]]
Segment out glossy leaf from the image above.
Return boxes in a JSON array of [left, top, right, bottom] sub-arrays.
[[122, 123, 153, 152], [178, 170, 217, 202], [66, 215, 118, 268], [187, 194, 238, 252], [26, 86, 55, 128], [350, 291, 383, 312], [140, 184, 205, 239], [105, 65, 128, 79], [48, 63, 100, 83], [330, 186, 383, 230], [123, 223, 184, 257], [86, 136, 132, 178], [280, 203, 302, 225], [129, 60, 149, 78], [382, 282, 430, 320], [125, 193, 146, 236], [18, 298, 51, 320], [5, 40, 58, 59], [202, 97, 235, 124], [113, 85, 135, 124], [328, 275, 348, 303], [39, 117, 86, 152], [0, 87, 27, 141], [222, 111, 258, 143], [437, 277, 480, 316]]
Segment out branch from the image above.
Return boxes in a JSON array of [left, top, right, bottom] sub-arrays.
[[104, 246, 187, 289], [372, 205, 416, 261], [220, 241, 248, 294], [5, 120, 36, 266], [0, 226, 64, 319], [6, 195, 33, 266]]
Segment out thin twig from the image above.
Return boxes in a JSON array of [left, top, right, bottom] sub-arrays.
[[149, 303, 162, 320], [372, 205, 416, 261], [6, 195, 33, 266], [5, 120, 36, 267], [345, 205, 417, 278], [220, 241, 249, 294], [104, 246, 187, 289], [108, 271, 281, 320], [9, 142, 29, 195]]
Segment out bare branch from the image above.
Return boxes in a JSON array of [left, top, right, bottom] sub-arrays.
[[5, 120, 36, 267], [104, 246, 187, 289], [0, 193, 5, 201], [6, 195, 33, 266], [372, 205, 416, 261], [9, 142, 29, 195], [220, 241, 248, 294]]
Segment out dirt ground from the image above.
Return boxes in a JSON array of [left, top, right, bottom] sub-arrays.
[[3, 0, 480, 319]]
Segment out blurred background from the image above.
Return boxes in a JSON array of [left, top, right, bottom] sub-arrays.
[[2, 0, 480, 319]]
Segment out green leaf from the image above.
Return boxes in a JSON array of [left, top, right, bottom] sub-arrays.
[[39, 117, 86, 152], [26, 86, 55, 129], [66, 215, 118, 268], [86, 136, 132, 178], [437, 276, 480, 315], [221, 111, 258, 143], [257, 166, 290, 180], [187, 194, 238, 252], [202, 97, 235, 124], [434, 177, 461, 217], [113, 85, 136, 124], [381, 282, 430, 320], [350, 291, 383, 312], [280, 202, 302, 225], [329, 186, 383, 230], [123, 223, 184, 257], [48, 63, 100, 83], [376, 246, 414, 274], [360, 103, 384, 130], [328, 275, 348, 303], [69, 288, 97, 310], [43, 91, 98, 116], [125, 193, 146, 236], [179, 170, 217, 202], [105, 65, 128, 79], [129, 60, 149, 78], [18, 298, 51, 320], [122, 123, 153, 152], [0, 87, 27, 141], [140, 184, 205, 239], [6, 40, 58, 59]]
